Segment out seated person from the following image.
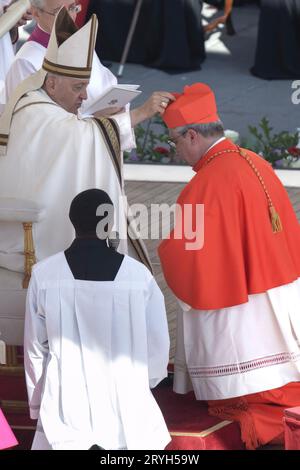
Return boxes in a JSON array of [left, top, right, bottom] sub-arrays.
[[87, 0, 206, 71], [24, 189, 171, 450]]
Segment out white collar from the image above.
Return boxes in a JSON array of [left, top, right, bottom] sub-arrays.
[[37, 24, 50, 34], [205, 136, 226, 154]]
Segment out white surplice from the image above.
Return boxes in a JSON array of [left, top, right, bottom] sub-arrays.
[[0, 1, 14, 111], [174, 278, 300, 401], [5, 37, 117, 116], [0, 88, 135, 271], [0, 32, 14, 81], [24, 253, 170, 450], [0, 2, 14, 70]]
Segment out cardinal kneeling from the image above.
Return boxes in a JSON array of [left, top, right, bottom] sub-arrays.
[[159, 82, 300, 449]]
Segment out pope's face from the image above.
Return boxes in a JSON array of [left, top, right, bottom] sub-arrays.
[[32, 0, 80, 33], [47, 75, 89, 114]]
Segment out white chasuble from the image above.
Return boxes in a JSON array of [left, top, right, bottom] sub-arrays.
[[0, 89, 135, 269], [24, 253, 170, 450]]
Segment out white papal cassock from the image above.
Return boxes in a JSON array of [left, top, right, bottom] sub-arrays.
[[24, 253, 171, 450], [0, 88, 136, 272]]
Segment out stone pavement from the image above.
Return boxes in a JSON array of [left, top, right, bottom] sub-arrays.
[[109, 2, 299, 141]]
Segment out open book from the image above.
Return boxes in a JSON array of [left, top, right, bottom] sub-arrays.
[[87, 84, 141, 114]]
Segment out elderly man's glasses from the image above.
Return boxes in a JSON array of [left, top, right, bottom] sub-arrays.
[[167, 130, 188, 149], [38, 3, 81, 16]]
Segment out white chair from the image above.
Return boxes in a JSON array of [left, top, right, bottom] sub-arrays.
[[0, 198, 44, 362]]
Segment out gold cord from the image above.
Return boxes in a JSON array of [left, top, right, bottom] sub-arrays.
[[201, 146, 283, 233]]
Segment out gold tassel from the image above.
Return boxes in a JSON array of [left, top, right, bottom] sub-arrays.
[[269, 205, 283, 233], [22, 273, 30, 289]]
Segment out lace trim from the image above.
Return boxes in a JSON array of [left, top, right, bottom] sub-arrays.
[[184, 351, 300, 378]]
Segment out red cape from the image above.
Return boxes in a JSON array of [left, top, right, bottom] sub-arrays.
[[158, 139, 300, 310]]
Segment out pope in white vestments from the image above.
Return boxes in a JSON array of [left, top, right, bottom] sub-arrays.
[[0, 8, 151, 272], [24, 189, 171, 450], [5, 0, 117, 114], [4, 0, 174, 121]]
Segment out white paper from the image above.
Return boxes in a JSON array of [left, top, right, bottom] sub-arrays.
[[0, 0, 30, 38], [86, 84, 141, 114]]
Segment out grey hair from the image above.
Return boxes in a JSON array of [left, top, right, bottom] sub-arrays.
[[43, 72, 59, 83], [30, 0, 46, 8], [42, 72, 61, 89], [176, 121, 225, 139], [45, 72, 59, 79]]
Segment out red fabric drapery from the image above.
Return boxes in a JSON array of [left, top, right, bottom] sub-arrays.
[[208, 382, 300, 449]]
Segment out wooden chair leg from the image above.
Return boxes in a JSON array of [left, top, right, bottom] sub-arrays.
[[6, 345, 18, 366]]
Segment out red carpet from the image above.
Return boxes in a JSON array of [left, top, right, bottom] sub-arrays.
[[153, 381, 244, 450], [0, 368, 243, 450]]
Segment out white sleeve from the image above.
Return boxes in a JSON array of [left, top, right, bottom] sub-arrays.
[[24, 271, 49, 420], [112, 109, 136, 152], [5, 58, 36, 102], [0, 33, 14, 84], [145, 277, 170, 388]]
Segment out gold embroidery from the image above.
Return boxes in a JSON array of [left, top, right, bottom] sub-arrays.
[[22, 222, 36, 289], [93, 117, 122, 186], [0, 134, 8, 145], [171, 421, 232, 438], [93, 118, 152, 271], [42, 58, 92, 79], [87, 15, 97, 68], [99, 118, 121, 167]]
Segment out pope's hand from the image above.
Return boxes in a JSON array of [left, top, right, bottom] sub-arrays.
[[93, 107, 125, 118], [141, 91, 175, 118], [16, 10, 33, 27], [130, 91, 175, 127]]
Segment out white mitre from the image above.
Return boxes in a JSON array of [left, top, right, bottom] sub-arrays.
[[0, 7, 98, 155]]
